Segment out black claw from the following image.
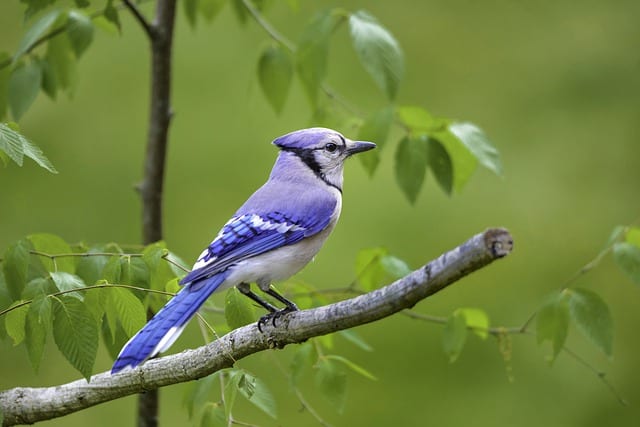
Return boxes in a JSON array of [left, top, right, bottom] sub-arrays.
[[257, 306, 298, 332]]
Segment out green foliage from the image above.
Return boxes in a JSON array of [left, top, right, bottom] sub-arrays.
[[566, 288, 613, 357], [536, 292, 569, 362], [0, 122, 57, 172], [442, 308, 490, 363], [348, 11, 404, 100], [395, 135, 429, 204], [257, 44, 293, 114], [224, 287, 256, 329], [613, 228, 640, 284], [315, 357, 348, 413], [8, 60, 42, 120], [356, 106, 394, 176]]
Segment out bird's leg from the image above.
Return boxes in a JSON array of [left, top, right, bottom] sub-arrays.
[[255, 284, 299, 332], [237, 282, 278, 312]]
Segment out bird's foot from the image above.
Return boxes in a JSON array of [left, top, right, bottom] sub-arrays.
[[257, 305, 298, 332]]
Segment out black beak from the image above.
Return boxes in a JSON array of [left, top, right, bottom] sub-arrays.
[[346, 140, 376, 156]]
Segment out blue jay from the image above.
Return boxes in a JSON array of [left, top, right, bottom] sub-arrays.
[[111, 128, 375, 374]]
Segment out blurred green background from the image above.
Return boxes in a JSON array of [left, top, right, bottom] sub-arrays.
[[2, 0, 639, 426]]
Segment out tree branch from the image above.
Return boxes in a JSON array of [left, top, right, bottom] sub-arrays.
[[0, 228, 513, 426]]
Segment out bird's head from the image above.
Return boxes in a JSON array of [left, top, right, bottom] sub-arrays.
[[272, 127, 376, 190]]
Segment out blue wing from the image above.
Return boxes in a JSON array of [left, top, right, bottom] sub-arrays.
[[180, 210, 332, 286]]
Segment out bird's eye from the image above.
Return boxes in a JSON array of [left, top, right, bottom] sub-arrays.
[[325, 143, 338, 153]]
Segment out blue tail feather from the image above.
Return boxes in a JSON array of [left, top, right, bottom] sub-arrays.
[[111, 271, 229, 374]]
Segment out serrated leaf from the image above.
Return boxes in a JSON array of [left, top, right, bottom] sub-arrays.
[[15, 9, 62, 61], [326, 355, 377, 380], [52, 296, 98, 380], [235, 370, 277, 419], [357, 106, 393, 176], [338, 329, 373, 352], [395, 136, 429, 204], [25, 293, 51, 372], [315, 358, 347, 413], [101, 255, 122, 284], [290, 341, 315, 385], [536, 293, 569, 361], [449, 122, 502, 176], [100, 316, 130, 360], [442, 310, 467, 363], [296, 9, 340, 107], [258, 44, 293, 114], [67, 10, 94, 58], [28, 233, 75, 273], [613, 242, 640, 285], [76, 248, 111, 285], [3, 238, 31, 300], [349, 10, 404, 100], [427, 137, 453, 195], [183, 373, 218, 420], [355, 247, 387, 291], [8, 60, 42, 120], [120, 256, 150, 291], [106, 287, 146, 338], [567, 288, 613, 356], [22, 277, 55, 300], [225, 287, 256, 329], [50, 271, 85, 300], [84, 287, 107, 322], [5, 302, 29, 345], [380, 255, 411, 279], [0, 123, 58, 172]]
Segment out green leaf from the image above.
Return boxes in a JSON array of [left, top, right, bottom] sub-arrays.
[[625, 227, 640, 247], [0, 52, 10, 119], [394, 135, 429, 204], [442, 310, 467, 363], [296, 9, 340, 107], [235, 371, 278, 419], [0, 274, 11, 340], [449, 122, 503, 176], [430, 128, 477, 193], [184, 0, 198, 28], [8, 60, 42, 120], [290, 341, 315, 385], [103, 0, 121, 32], [2, 238, 31, 300], [106, 287, 146, 338], [223, 370, 240, 420], [613, 242, 640, 285], [52, 295, 98, 380], [225, 287, 256, 329], [200, 402, 226, 427], [119, 256, 150, 288], [25, 293, 52, 372], [100, 316, 130, 360], [14, 9, 62, 61], [67, 10, 94, 58], [0, 123, 58, 172], [183, 373, 217, 420], [397, 105, 435, 131], [28, 233, 75, 273], [567, 288, 613, 356], [457, 307, 490, 339], [199, 0, 227, 22], [84, 287, 107, 322], [355, 247, 387, 291], [427, 137, 453, 195], [143, 243, 175, 291], [258, 44, 293, 114], [325, 354, 377, 380], [76, 248, 111, 285], [50, 271, 86, 301], [101, 255, 122, 284], [356, 106, 394, 176], [349, 10, 404, 100], [74, 0, 91, 7], [536, 293, 569, 361], [45, 30, 77, 95], [315, 358, 347, 413], [5, 302, 29, 345], [338, 329, 373, 352], [380, 255, 411, 279]]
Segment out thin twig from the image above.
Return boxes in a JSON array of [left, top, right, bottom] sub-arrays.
[[122, 0, 155, 38]]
